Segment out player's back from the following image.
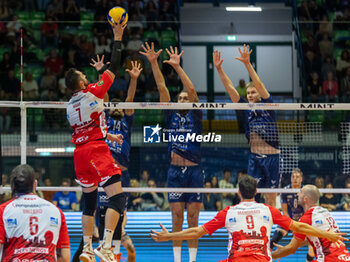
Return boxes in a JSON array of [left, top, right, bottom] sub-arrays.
[[225, 201, 279, 261], [296, 206, 350, 261], [0, 194, 69, 261]]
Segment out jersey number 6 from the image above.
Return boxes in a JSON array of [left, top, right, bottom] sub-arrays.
[[29, 216, 39, 235]]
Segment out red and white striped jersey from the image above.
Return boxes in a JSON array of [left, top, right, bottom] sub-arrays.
[[203, 201, 292, 262], [67, 71, 114, 145], [0, 194, 70, 262], [294, 206, 350, 262]]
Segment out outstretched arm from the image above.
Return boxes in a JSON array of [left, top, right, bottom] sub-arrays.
[[213, 50, 240, 103], [164, 46, 199, 102], [150, 223, 207, 242], [139, 42, 170, 102], [271, 237, 305, 259], [125, 60, 143, 115], [235, 44, 269, 99], [289, 220, 348, 243]]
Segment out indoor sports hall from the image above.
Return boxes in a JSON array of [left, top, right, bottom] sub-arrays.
[[1, 0, 350, 261]]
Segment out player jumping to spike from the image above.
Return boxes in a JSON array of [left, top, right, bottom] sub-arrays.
[[66, 22, 126, 262]]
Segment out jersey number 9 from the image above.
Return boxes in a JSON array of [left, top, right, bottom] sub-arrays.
[[246, 215, 255, 229]]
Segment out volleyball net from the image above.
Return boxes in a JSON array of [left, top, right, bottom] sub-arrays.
[[1, 101, 350, 197]]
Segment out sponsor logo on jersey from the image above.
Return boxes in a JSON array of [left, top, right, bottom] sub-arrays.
[[6, 218, 17, 227], [89, 100, 98, 107], [228, 217, 237, 224], [97, 80, 104, 86], [263, 215, 270, 223], [338, 254, 350, 261], [75, 136, 89, 143], [50, 217, 58, 226], [315, 220, 323, 225]]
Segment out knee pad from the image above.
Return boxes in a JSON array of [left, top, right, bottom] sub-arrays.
[[82, 189, 98, 216], [306, 254, 315, 261], [108, 193, 126, 215]]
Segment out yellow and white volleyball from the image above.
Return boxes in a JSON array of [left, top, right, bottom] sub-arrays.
[[107, 6, 128, 26]]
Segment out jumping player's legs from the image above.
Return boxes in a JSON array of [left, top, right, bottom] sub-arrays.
[[263, 154, 280, 207], [121, 232, 136, 262], [169, 201, 186, 261], [186, 166, 204, 262], [248, 153, 264, 203]]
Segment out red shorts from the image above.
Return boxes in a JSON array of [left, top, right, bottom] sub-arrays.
[[74, 140, 121, 187]]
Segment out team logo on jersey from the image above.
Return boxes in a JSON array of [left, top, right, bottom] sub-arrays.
[[315, 220, 323, 225], [97, 80, 104, 86], [263, 215, 270, 223], [50, 217, 58, 226], [228, 217, 237, 224], [143, 124, 161, 143], [6, 218, 17, 227]]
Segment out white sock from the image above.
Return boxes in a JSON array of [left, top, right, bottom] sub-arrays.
[[173, 246, 181, 262], [83, 236, 92, 248], [102, 229, 114, 248], [189, 248, 197, 262], [112, 240, 121, 254]]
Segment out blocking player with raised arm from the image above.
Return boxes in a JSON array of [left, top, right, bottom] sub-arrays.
[[92, 58, 142, 262], [270, 168, 315, 261], [272, 184, 350, 261], [140, 43, 203, 262], [213, 45, 280, 207], [151, 175, 347, 262], [0, 164, 70, 262], [66, 22, 127, 262]]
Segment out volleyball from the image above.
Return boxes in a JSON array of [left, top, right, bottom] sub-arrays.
[[107, 6, 128, 26]]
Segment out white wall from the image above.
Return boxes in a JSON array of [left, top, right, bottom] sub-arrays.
[[182, 46, 207, 92]]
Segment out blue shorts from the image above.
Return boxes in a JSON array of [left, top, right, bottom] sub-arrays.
[[167, 165, 204, 203], [248, 153, 280, 188]]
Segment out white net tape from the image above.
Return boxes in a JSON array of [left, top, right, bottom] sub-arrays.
[[1, 186, 350, 194], [1, 101, 350, 110]]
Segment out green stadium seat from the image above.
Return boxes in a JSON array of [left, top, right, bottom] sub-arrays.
[[334, 30, 350, 42], [32, 29, 41, 43], [27, 108, 44, 129], [144, 30, 160, 42], [308, 111, 325, 122], [0, 48, 10, 59], [160, 29, 177, 49], [77, 30, 93, 41], [334, 48, 343, 61], [30, 12, 45, 29], [82, 67, 98, 82], [17, 11, 30, 27], [80, 20, 93, 30], [329, 12, 335, 22], [30, 67, 44, 81], [80, 12, 94, 21]]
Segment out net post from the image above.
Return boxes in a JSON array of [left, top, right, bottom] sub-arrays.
[[20, 102, 27, 164]]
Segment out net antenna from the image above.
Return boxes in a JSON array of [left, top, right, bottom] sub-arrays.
[[20, 28, 27, 164], [20, 29, 23, 102]]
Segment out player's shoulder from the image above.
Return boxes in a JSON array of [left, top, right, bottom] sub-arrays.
[[0, 198, 16, 211]]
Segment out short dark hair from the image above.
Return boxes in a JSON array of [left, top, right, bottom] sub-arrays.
[[65, 68, 81, 91], [10, 164, 36, 195], [238, 175, 257, 199]]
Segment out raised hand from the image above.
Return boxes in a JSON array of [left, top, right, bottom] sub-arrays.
[[139, 42, 162, 63], [163, 46, 183, 67], [126, 60, 143, 79], [90, 55, 109, 71], [150, 223, 170, 242], [213, 50, 224, 69], [235, 44, 253, 64], [112, 21, 127, 41]]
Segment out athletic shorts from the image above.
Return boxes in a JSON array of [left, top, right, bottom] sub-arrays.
[[74, 140, 121, 187], [248, 153, 280, 188], [167, 165, 204, 203]]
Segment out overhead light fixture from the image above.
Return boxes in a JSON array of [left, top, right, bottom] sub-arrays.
[[35, 148, 65, 153], [226, 6, 262, 12]]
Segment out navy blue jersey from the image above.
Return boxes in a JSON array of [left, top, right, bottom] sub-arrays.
[[281, 184, 304, 221], [164, 110, 202, 164], [105, 112, 134, 168], [239, 96, 279, 149]]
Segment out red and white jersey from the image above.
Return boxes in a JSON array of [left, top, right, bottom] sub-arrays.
[[67, 71, 114, 145], [294, 206, 350, 262], [203, 201, 292, 262], [0, 194, 70, 262]]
